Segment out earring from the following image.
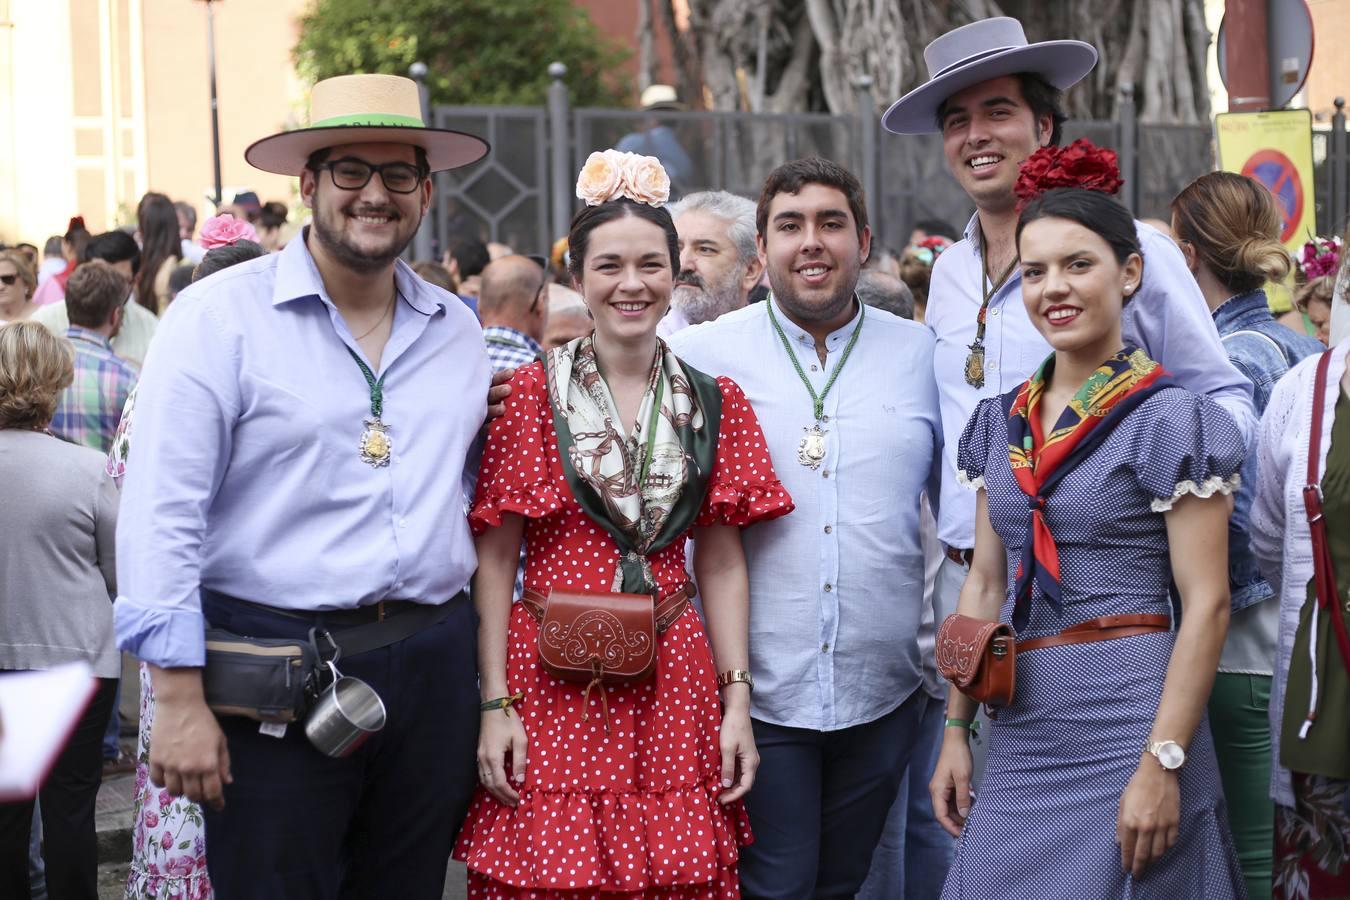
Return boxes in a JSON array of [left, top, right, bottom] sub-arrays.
[[1123, 284, 1133, 295]]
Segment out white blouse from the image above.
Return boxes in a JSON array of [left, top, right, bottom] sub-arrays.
[[1250, 338, 1345, 808]]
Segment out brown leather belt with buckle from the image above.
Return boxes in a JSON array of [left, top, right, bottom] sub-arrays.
[[520, 583, 694, 634], [1015, 614, 1171, 653], [945, 546, 974, 568]]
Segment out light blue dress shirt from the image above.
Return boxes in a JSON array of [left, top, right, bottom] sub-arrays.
[[671, 298, 942, 731], [927, 215, 1256, 551], [114, 235, 490, 668]]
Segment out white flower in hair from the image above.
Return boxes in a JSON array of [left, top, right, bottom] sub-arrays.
[[575, 149, 669, 207]]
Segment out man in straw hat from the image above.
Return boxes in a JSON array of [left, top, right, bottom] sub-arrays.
[[114, 73, 499, 896], [867, 15, 1255, 895]]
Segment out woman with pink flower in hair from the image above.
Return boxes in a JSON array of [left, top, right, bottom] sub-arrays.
[[1280, 236, 1343, 344], [453, 150, 793, 898], [119, 214, 263, 900]]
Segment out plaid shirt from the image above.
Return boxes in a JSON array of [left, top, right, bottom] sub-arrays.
[[483, 325, 542, 373], [50, 327, 138, 453]]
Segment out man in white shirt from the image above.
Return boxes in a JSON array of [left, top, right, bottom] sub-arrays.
[[657, 190, 764, 338], [670, 157, 943, 899]]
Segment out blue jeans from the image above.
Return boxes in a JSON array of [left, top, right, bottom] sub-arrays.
[[857, 691, 955, 899], [739, 689, 928, 900]]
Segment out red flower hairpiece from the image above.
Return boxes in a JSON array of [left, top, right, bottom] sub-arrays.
[[1013, 139, 1123, 210], [1297, 235, 1342, 280]]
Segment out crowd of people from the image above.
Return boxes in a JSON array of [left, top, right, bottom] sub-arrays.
[[0, 14, 1347, 900]]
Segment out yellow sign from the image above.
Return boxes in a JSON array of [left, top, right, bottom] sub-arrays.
[[1215, 109, 1316, 252]]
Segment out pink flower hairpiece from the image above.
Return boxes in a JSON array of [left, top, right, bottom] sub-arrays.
[[576, 149, 670, 207], [200, 213, 259, 250], [1297, 235, 1342, 280]]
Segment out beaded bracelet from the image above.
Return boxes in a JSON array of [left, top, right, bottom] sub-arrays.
[[480, 691, 524, 716]]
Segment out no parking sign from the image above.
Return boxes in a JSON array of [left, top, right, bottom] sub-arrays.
[[1216, 109, 1315, 251]]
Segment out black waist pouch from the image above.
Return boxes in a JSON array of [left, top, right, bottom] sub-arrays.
[[202, 629, 320, 724]]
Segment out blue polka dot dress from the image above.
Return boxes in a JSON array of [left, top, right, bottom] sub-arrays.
[[943, 387, 1249, 899]]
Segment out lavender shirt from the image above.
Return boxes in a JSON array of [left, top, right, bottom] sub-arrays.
[[114, 236, 489, 668]]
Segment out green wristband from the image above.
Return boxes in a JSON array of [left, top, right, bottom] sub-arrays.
[[945, 717, 980, 732]]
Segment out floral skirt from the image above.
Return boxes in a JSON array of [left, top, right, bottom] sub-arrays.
[[1275, 774, 1350, 900], [453, 604, 751, 898], [125, 662, 213, 900]]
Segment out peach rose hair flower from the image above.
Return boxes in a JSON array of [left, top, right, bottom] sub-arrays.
[[199, 213, 259, 250], [576, 149, 670, 207]]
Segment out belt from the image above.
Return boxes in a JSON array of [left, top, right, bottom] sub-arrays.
[[520, 583, 694, 634], [1015, 614, 1171, 653], [203, 590, 466, 658], [945, 546, 974, 567]]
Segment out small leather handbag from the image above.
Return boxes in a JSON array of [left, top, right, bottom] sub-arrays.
[[936, 613, 1017, 708]]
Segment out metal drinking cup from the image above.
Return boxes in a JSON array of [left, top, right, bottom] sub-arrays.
[[304, 661, 387, 758]]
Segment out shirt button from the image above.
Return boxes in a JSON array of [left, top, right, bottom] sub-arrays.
[[988, 361, 999, 372], [821, 642, 830, 653], [822, 469, 830, 479], [990, 309, 1000, 317], [821, 415, 830, 423], [811, 364, 819, 372], [394, 581, 405, 591], [824, 583, 833, 592], [398, 518, 408, 529], [824, 525, 833, 534]]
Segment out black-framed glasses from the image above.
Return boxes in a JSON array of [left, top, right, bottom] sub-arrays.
[[318, 157, 426, 194], [0, 274, 18, 286]]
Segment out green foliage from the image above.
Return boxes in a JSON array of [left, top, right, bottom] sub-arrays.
[[293, 0, 631, 109]]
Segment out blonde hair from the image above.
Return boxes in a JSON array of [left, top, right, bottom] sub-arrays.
[[1171, 171, 1292, 294], [1296, 274, 1336, 313], [0, 249, 38, 298], [0, 321, 75, 429]]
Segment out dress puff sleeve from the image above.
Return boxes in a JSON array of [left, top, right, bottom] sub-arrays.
[[695, 377, 795, 528], [468, 361, 565, 534], [1131, 388, 1246, 513], [955, 396, 1005, 492]]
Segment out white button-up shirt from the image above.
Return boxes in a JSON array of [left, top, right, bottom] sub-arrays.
[[927, 215, 1256, 550], [670, 297, 942, 730]]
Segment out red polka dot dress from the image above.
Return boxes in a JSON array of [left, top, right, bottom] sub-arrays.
[[454, 361, 793, 899]]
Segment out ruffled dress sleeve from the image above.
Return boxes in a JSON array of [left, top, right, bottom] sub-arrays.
[[695, 377, 795, 527], [955, 396, 1004, 492], [469, 361, 565, 534], [1131, 388, 1246, 513]]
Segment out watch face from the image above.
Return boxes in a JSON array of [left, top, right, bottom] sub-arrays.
[[1155, 741, 1185, 769]]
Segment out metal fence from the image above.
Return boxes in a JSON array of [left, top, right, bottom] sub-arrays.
[[418, 65, 1350, 259]]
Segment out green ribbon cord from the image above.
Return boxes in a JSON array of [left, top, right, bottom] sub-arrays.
[[347, 349, 386, 419], [766, 295, 866, 422]]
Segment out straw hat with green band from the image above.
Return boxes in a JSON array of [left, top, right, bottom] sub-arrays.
[[245, 73, 490, 176]]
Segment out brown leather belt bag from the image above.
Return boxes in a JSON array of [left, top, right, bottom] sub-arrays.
[[520, 584, 692, 727], [938, 612, 1172, 709]]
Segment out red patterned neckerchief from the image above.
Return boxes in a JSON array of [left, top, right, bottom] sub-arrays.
[[1002, 347, 1171, 632]]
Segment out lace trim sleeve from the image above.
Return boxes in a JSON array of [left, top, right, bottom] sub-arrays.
[[956, 469, 986, 492], [1149, 473, 1242, 513]]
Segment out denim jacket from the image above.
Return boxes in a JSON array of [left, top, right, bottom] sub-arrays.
[[1213, 290, 1325, 611]]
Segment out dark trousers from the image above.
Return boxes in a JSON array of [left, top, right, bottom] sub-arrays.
[[0, 676, 117, 900], [740, 688, 926, 900], [200, 594, 480, 900]]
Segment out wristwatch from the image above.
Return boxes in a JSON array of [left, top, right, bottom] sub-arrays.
[[717, 669, 754, 692], [1145, 738, 1186, 771]]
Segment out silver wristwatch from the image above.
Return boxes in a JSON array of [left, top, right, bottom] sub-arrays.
[[1145, 738, 1186, 771]]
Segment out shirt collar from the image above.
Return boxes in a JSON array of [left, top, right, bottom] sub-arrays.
[[65, 325, 113, 350], [1211, 289, 1272, 329], [768, 292, 864, 352], [483, 324, 542, 353], [271, 228, 446, 318]]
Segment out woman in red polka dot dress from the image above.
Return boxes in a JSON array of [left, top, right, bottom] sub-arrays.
[[453, 152, 794, 898]]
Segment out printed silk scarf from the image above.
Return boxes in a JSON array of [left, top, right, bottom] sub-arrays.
[[545, 335, 722, 594], [1003, 346, 1171, 632]]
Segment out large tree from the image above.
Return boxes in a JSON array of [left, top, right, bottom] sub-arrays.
[[293, 0, 630, 108], [676, 0, 1210, 124]]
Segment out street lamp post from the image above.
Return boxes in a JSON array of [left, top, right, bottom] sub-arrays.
[[198, 0, 223, 207]]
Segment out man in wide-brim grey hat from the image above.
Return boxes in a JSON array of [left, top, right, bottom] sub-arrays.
[[862, 15, 1257, 899], [115, 72, 505, 896]]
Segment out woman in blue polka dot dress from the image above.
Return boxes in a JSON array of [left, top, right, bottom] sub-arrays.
[[930, 187, 1248, 899]]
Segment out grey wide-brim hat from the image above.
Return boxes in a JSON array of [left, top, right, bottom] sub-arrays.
[[882, 17, 1097, 135]]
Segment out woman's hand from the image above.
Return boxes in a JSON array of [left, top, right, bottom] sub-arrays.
[[717, 697, 758, 804], [929, 732, 975, 837], [477, 708, 528, 807], [1116, 758, 1180, 878]]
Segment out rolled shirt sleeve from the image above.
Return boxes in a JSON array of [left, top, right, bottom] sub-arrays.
[[1124, 225, 1257, 448], [114, 297, 240, 668]]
